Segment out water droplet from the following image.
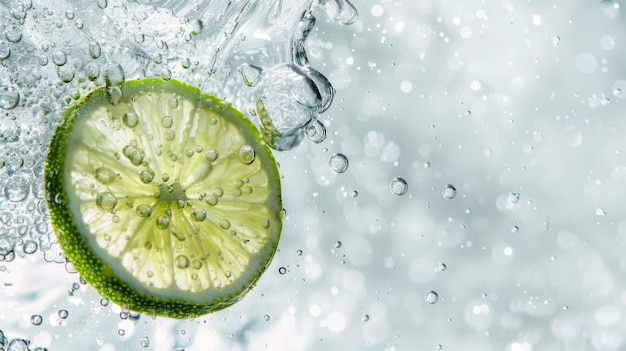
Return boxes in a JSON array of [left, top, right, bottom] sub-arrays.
[[96, 192, 117, 211], [190, 208, 207, 222], [442, 184, 457, 199], [52, 51, 67, 66], [161, 116, 173, 128], [334, 241, 342, 248], [89, 41, 101, 59], [136, 205, 152, 217], [390, 177, 408, 196], [156, 215, 170, 229], [140, 336, 150, 348], [95, 167, 116, 184], [31, 314, 43, 325], [238, 145, 256, 164], [507, 192, 520, 204], [205, 149, 219, 161], [23, 240, 37, 254], [278, 266, 287, 274], [328, 153, 349, 173], [139, 170, 155, 184], [122, 145, 144, 166], [0, 86, 20, 110], [263, 314, 270, 321], [425, 290, 439, 304], [4, 176, 29, 202], [305, 119, 327, 144], [175, 255, 190, 269], [58, 309, 69, 319]]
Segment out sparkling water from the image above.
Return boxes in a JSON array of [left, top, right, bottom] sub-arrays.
[[2, 0, 626, 350]]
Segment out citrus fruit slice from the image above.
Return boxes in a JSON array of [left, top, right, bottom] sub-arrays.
[[44, 78, 282, 318]]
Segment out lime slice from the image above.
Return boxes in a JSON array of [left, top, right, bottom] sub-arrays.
[[44, 78, 282, 318]]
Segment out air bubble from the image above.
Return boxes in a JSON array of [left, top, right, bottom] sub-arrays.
[[437, 262, 447, 272], [136, 205, 152, 217], [23, 240, 37, 254], [219, 219, 231, 229], [161, 116, 173, 128], [103, 63, 125, 88], [279, 267, 287, 274], [88, 41, 101, 59], [140, 336, 150, 348], [123, 112, 138, 127], [334, 241, 342, 248], [95, 167, 116, 184], [168, 98, 178, 108], [190, 208, 207, 222], [442, 184, 457, 199], [96, 192, 117, 211], [362, 314, 370, 322], [507, 192, 520, 203], [31, 314, 43, 325], [97, 0, 108, 9], [0, 86, 20, 110], [5, 26, 22, 43], [192, 260, 202, 269], [263, 314, 270, 321], [156, 215, 170, 229], [52, 51, 67, 66], [139, 170, 155, 183], [238, 63, 262, 87], [425, 290, 439, 304], [4, 176, 29, 202], [0, 43, 10, 60], [328, 153, 349, 173], [175, 255, 190, 269], [161, 173, 170, 182], [164, 129, 175, 141], [238, 145, 256, 164], [123, 145, 144, 166], [305, 119, 327, 144], [85, 62, 100, 81], [205, 149, 219, 161], [58, 310, 69, 319], [390, 177, 408, 196]]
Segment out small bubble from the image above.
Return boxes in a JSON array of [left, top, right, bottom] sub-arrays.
[[100, 298, 110, 306], [296, 249, 303, 256], [123, 112, 138, 127], [161, 116, 173, 128], [219, 219, 231, 229], [333, 241, 342, 248], [58, 309, 69, 319], [96, 192, 117, 211], [425, 290, 439, 304], [87, 41, 101, 60], [103, 63, 125, 88], [31, 314, 43, 325], [118, 329, 125, 337], [192, 259, 202, 269], [161, 173, 170, 182], [164, 129, 175, 141], [305, 119, 327, 144], [85, 62, 100, 81], [328, 153, 349, 174], [238, 145, 256, 164], [390, 177, 408, 196], [5, 26, 22, 43], [0, 86, 19, 110], [350, 190, 359, 197], [168, 98, 179, 108], [136, 205, 152, 217], [263, 314, 270, 321], [596, 208, 606, 216], [156, 216, 170, 229], [4, 176, 29, 202], [205, 149, 219, 161], [52, 51, 67, 66], [442, 184, 457, 199], [437, 262, 447, 272], [123, 145, 144, 166], [23, 240, 38, 254], [65, 10, 75, 19], [190, 208, 207, 222], [507, 192, 520, 203], [175, 255, 190, 269], [361, 314, 370, 322], [552, 35, 560, 46], [97, 0, 108, 8], [95, 167, 116, 184], [140, 336, 150, 348], [278, 267, 287, 275], [160, 68, 172, 80], [139, 170, 155, 184]]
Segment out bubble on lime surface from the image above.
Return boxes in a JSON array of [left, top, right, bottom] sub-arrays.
[[328, 153, 349, 173], [390, 177, 408, 196]]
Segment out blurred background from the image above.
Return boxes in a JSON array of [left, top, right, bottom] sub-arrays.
[[2, 0, 626, 350]]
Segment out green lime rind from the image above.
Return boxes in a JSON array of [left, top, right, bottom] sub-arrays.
[[44, 78, 282, 319]]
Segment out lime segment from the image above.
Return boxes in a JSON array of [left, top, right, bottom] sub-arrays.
[[45, 78, 282, 318]]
